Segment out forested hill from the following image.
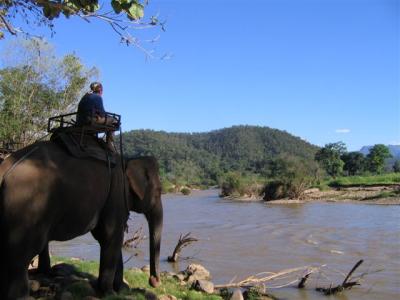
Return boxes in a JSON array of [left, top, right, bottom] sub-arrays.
[[121, 125, 319, 185]]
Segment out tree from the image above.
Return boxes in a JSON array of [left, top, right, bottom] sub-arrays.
[[366, 144, 392, 174], [315, 142, 346, 178], [263, 155, 319, 200], [393, 160, 400, 173], [0, 1, 163, 56], [0, 38, 98, 148], [341, 151, 366, 176]]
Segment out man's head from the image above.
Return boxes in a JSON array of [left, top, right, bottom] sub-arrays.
[[90, 82, 103, 95]]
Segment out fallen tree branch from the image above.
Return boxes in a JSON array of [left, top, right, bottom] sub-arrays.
[[316, 259, 364, 295], [215, 266, 321, 289], [167, 232, 198, 262], [298, 272, 311, 288]]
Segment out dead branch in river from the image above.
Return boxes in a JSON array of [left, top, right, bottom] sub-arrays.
[[316, 259, 364, 295], [167, 232, 198, 262]]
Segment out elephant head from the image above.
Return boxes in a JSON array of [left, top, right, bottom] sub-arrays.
[[125, 156, 163, 286]]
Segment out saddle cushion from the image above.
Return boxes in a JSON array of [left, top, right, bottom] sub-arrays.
[[51, 128, 117, 167]]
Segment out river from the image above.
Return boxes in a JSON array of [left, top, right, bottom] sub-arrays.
[[50, 189, 400, 300]]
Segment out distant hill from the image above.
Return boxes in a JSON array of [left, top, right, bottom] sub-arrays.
[[121, 125, 319, 185]]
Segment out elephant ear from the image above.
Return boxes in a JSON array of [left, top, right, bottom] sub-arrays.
[[126, 160, 148, 201]]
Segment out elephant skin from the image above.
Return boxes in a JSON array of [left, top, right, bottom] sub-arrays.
[[0, 141, 163, 299]]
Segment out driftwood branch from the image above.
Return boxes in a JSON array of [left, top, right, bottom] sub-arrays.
[[298, 272, 311, 288], [215, 266, 321, 289], [316, 259, 364, 295], [167, 232, 198, 262], [123, 226, 144, 249]]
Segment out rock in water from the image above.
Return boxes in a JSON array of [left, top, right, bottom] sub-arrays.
[[185, 264, 211, 280], [192, 279, 214, 294]]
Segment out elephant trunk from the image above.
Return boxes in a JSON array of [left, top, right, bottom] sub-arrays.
[[145, 199, 163, 287]]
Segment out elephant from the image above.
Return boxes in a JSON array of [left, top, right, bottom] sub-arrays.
[[0, 140, 163, 299]]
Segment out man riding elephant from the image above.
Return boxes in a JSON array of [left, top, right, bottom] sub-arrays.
[[76, 82, 118, 151]]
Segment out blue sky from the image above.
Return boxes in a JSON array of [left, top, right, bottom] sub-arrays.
[[2, 0, 399, 151]]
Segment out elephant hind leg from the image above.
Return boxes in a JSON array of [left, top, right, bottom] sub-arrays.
[[0, 247, 7, 298], [5, 249, 31, 299], [7, 263, 30, 299], [5, 229, 48, 299], [38, 243, 51, 274]]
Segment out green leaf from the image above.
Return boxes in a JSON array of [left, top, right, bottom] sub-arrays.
[[127, 2, 144, 20], [111, 0, 122, 13], [43, 5, 52, 18]]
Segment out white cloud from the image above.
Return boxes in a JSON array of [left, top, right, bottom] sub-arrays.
[[335, 128, 351, 134]]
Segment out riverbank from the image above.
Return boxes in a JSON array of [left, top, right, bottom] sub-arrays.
[[27, 257, 274, 300], [222, 185, 400, 204], [269, 185, 400, 204]]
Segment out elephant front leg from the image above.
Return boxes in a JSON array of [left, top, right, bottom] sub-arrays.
[[113, 251, 124, 292], [97, 237, 123, 295]]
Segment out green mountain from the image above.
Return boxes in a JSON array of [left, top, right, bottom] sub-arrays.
[[121, 125, 319, 185]]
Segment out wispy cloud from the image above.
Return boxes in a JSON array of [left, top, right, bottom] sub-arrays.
[[335, 128, 351, 134]]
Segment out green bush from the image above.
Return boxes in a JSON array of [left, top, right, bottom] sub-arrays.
[[262, 155, 317, 200], [263, 180, 286, 201], [181, 187, 191, 195], [161, 179, 174, 194], [220, 172, 243, 196], [220, 172, 264, 197]]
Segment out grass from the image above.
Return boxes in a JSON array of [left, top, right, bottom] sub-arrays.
[[49, 257, 223, 300], [326, 173, 400, 188]]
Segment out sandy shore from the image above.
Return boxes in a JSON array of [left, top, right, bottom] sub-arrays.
[[224, 185, 400, 205]]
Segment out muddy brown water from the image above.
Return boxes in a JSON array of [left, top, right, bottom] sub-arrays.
[[51, 189, 400, 300]]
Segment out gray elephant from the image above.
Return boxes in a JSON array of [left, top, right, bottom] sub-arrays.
[[0, 141, 163, 299]]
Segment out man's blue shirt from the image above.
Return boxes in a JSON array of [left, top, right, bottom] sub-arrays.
[[76, 93, 105, 125]]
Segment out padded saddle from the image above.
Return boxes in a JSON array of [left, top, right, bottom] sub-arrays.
[[50, 128, 117, 167]]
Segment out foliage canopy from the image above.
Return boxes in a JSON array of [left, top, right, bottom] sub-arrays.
[[0, 1, 161, 55], [315, 142, 346, 178], [0, 38, 97, 147], [366, 144, 392, 174]]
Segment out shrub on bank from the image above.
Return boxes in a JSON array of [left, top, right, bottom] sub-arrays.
[[220, 172, 264, 198], [181, 187, 191, 195], [263, 156, 318, 200], [161, 179, 175, 194]]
